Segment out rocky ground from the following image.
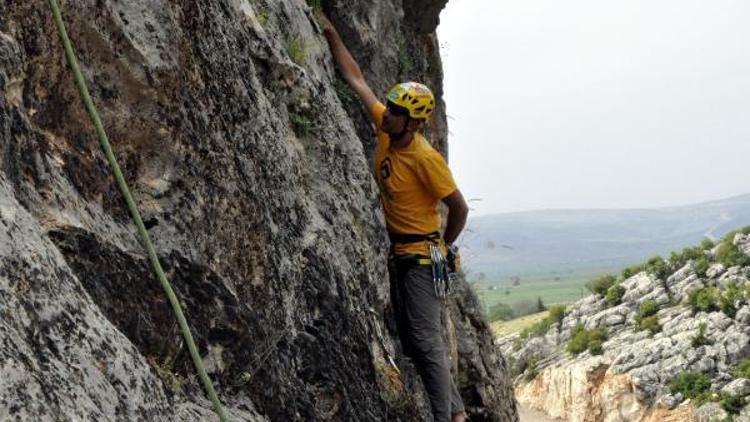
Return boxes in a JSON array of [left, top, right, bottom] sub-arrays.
[[502, 231, 750, 422], [0, 0, 516, 420]]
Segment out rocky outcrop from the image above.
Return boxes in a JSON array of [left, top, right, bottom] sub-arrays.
[[0, 1, 516, 421], [503, 233, 750, 421], [515, 359, 701, 422]]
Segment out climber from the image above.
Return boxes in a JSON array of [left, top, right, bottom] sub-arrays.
[[319, 14, 469, 422]]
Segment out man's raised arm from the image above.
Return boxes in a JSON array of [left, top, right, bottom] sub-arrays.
[[319, 15, 379, 111]]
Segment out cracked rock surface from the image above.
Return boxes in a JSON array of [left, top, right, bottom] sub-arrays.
[[0, 1, 515, 420]]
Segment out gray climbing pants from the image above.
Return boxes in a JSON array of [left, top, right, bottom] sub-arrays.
[[391, 262, 465, 422]]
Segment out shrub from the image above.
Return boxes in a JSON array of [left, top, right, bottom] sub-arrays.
[[733, 358, 750, 379], [694, 256, 710, 277], [716, 228, 750, 268], [548, 304, 568, 324], [694, 392, 715, 407], [520, 317, 554, 339], [306, 0, 323, 12], [566, 324, 608, 356], [717, 241, 750, 268], [524, 358, 539, 382], [512, 337, 524, 351], [638, 300, 659, 318], [256, 9, 270, 27], [621, 265, 642, 280], [720, 282, 743, 318], [566, 324, 589, 355], [287, 36, 310, 65], [670, 371, 711, 399], [398, 38, 414, 78], [688, 288, 719, 314], [289, 111, 312, 137], [586, 274, 617, 296], [691, 322, 711, 347], [701, 238, 716, 250], [722, 230, 739, 243], [669, 246, 703, 272], [720, 393, 744, 414], [588, 339, 604, 355], [645, 256, 671, 280], [519, 305, 567, 340], [334, 79, 355, 104], [622, 257, 672, 280], [605, 284, 626, 306], [635, 300, 661, 335], [637, 315, 661, 335], [588, 328, 607, 355]]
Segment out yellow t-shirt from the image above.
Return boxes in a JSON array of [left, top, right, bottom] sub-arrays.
[[370, 102, 457, 256]]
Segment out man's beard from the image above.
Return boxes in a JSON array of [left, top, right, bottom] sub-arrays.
[[386, 123, 409, 142]]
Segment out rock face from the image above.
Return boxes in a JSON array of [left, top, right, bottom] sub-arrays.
[[0, 1, 516, 421], [503, 233, 750, 422]]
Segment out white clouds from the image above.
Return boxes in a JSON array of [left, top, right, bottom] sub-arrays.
[[439, 0, 750, 214]]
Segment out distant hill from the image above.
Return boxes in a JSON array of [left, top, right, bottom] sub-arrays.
[[462, 194, 750, 281]]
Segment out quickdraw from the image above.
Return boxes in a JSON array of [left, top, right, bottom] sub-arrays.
[[429, 244, 451, 300]]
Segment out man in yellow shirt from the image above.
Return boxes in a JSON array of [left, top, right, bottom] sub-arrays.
[[321, 15, 469, 422]]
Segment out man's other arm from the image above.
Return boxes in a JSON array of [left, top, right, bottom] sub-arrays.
[[442, 189, 468, 246]]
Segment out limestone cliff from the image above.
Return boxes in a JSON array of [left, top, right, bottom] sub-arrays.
[[0, 0, 516, 420], [504, 231, 750, 422]]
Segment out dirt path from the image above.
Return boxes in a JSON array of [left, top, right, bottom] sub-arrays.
[[518, 404, 563, 422]]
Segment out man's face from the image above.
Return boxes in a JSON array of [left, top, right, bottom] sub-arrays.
[[383, 102, 410, 135]]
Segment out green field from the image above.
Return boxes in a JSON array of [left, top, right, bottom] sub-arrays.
[[473, 267, 616, 317], [491, 310, 550, 338]]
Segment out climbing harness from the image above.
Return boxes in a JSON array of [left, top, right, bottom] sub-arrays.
[[388, 231, 440, 245], [389, 231, 455, 299], [46, 1, 227, 420]]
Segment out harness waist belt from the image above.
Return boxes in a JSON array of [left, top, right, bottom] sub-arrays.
[[388, 231, 440, 245], [391, 254, 432, 267]]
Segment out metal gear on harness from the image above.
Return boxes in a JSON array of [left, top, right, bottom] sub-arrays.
[[429, 244, 452, 300]]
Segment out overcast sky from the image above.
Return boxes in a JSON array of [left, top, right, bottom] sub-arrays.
[[438, 0, 750, 215]]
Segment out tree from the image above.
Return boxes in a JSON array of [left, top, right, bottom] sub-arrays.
[[536, 297, 546, 312]]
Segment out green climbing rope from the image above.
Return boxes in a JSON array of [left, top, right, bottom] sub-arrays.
[[46, 1, 228, 420]]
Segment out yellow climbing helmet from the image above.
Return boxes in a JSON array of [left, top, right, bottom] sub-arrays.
[[385, 82, 435, 121]]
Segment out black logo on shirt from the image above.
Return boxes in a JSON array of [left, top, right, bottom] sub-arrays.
[[379, 157, 394, 199], [380, 157, 392, 180]]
